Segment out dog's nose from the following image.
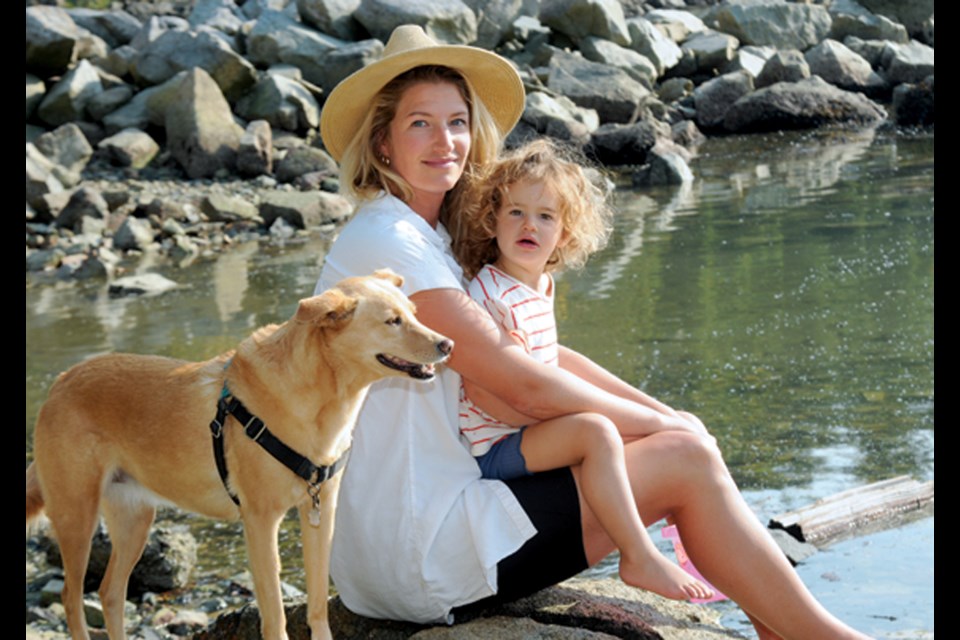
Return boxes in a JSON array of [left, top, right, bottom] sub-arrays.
[[437, 339, 454, 357]]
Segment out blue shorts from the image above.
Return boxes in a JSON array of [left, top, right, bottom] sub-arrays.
[[475, 429, 532, 480]]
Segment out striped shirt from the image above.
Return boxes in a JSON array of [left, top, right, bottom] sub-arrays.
[[459, 264, 558, 456]]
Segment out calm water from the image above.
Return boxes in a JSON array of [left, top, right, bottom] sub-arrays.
[[25, 128, 933, 638]]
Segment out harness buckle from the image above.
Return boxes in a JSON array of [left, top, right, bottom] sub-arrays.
[[246, 416, 267, 442], [210, 418, 223, 438]]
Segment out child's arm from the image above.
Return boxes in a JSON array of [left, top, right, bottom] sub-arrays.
[[462, 377, 537, 427]]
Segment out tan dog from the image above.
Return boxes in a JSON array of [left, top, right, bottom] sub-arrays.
[[26, 270, 453, 640]]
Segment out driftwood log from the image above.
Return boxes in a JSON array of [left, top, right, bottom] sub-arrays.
[[768, 475, 934, 548]]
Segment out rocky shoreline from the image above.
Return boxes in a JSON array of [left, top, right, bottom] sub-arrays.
[[26, 0, 933, 637]]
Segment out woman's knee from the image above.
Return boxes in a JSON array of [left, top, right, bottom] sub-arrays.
[[638, 430, 729, 476], [574, 413, 622, 452]]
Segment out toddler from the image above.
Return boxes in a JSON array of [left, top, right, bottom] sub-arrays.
[[454, 139, 714, 602]]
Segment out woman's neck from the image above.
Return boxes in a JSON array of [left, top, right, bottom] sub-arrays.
[[406, 193, 444, 228]]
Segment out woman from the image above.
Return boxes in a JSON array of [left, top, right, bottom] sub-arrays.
[[315, 24, 871, 640]]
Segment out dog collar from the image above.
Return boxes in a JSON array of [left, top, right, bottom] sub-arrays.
[[209, 384, 350, 522]]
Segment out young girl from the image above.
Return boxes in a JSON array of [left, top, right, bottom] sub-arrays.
[[454, 138, 715, 602]]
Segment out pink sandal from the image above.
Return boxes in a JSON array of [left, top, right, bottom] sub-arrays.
[[662, 524, 728, 603]]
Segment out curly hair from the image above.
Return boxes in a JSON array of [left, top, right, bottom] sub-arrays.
[[453, 138, 614, 281]]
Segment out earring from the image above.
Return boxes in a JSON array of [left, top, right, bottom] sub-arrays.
[[381, 156, 391, 166]]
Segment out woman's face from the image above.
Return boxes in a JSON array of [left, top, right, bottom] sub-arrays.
[[380, 81, 471, 218]]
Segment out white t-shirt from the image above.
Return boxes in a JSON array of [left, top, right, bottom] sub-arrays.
[[315, 193, 537, 624]]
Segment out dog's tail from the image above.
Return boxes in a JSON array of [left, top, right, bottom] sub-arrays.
[[26, 462, 45, 534]]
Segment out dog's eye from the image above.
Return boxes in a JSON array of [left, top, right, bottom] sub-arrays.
[[386, 317, 402, 326]]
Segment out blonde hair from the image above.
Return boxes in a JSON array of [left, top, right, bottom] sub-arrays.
[[337, 65, 504, 225], [454, 138, 614, 281]]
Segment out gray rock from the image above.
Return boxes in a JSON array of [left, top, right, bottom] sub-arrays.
[[579, 37, 657, 88], [681, 29, 740, 76], [131, 28, 257, 103], [34, 123, 94, 179], [768, 528, 819, 566], [189, 0, 247, 35], [540, 0, 631, 47], [354, 0, 478, 45], [722, 45, 777, 78], [235, 74, 320, 132], [625, 17, 682, 76], [26, 247, 66, 272], [113, 215, 158, 251], [891, 75, 933, 127], [26, 143, 66, 214], [27, 74, 46, 120], [26, 5, 80, 78], [259, 190, 352, 229], [657, 77, 693, 103], [523, 91, 600, 136], [644, 8, 707, 42], [461, 0, 524, 49], [96, 44, 140, 79], [693, 69, 754, 131], [56, 186, 110, 231], [805, 39, 887, 95], [101, 77, 179, 134], [130, 14, 192, 50], [633, 140, 694, 186], [275, 146, 338, 183], [841, 35, 889, 69], [237, 120, 274, 177], [722, 76, 887, 133], [200, 193, 262, 222], [107, 272, 179, 296], [671, 119, 706, 149], [855, 0, 933, 40], [165, 68, 245, 179], [296, 0, 364, 41], [829, 8, 908, 44], [586, 120, 659, 166], [755, 49, 810, 89], [308, 38, 384, 93], [547, 50, 651, 124], [64, 8, 143, 48], [85, 85, 135, 122], [707, 1, 832, 51], [97, 128, 161, 169], [37, 59, 103, 127], [882, 40, 935, 86]]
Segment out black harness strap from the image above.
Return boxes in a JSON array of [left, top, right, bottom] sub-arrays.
[[209, 386, 350, 509]]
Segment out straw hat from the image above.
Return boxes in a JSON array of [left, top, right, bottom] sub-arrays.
[[320, 24, 525, 162]]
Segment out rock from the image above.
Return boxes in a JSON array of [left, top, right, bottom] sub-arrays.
[[26, 74, 46, 120], [722, 45, 777, 79], [722, 76, 887, 133], [113, 215, 158, 251], [188, 0, 247, 35], [579, 37, 657, 88], [707, 1, 832, 51], [102, 72, 185, 134], [855, 0, 933, 40], [523, 91, 600, 137], [165, 67, 244, 179], [26, 247, 66, 272], [881, 40, 935, 86], [625, 17, 682, 76], [548, 50, 650, 124], [804, 39, 887, 96], [586, 121, 659, 166], [130, 14, 191, 50], [97, 128, 161, 169], [891, 76, 934, 127], [56, 186, 110, 232], [86, 85, 136, 122], [26, 5, 80, 78], [540, 0, 631, 47], [828, 7, 908, 44], [37, 59, 103, 127], [671, 119, 706, 149], [235, 73, 320, 133], [34, 123, 94, 185], [461, 0, 524, 49], [130, 28, 257, 103], [296, 0, 364, 41], [259, 190, 352, 229], [693, 70, 754, 131], [680, 29, 740, 76], [201, 193, 262, 222], [353, 0, 478, 45], [109, 273, 180, 297], [237, 120, 274, 177], [755, 49, 810, 89], [26, 143, 66, 215], [65, 8, 143, 48], [768, 528, 819, 566], [644, 8, 707, 42], [275, 146, 338, 183], [633, 139, 694, 186]]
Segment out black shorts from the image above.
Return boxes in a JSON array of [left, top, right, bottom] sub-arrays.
[[452, 467, 588, 618]]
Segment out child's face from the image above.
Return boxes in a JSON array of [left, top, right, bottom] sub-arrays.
[[493, 179, 569, 282]]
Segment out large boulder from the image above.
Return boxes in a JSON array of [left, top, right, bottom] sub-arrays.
[[97, 128, 161, 169], [693, 70, 754, 131], [804, 39, 887, 96], [33, 123, 94, 184], [64, 8, 143, 48], [235, 73, 320, 133], [625, 17, 682, 76], [586, 120, 660, 167], [540, 0, 631, 47], [461, 0, 524, 49], [188, 0, 247, 35], [164, 67, 245, 179], [855, 0, 933, 40], [680, 30, 740, 76], [707, 0, 832, 51], [579, 37, 657, 88], [296, 0, 364, 41], [36, 59, 103, 127], [881, 40, 935, 86], [755, 49, 810, 89], [828, 4, 909, 44], [130, 28, 257, 103], [891, 76, 934, 127], [26, 5, 80, 78], [722, 76, 887, 133], [547, 50, 651, 124], [259, 190, 352, 229], [353, 0, 478, 45]]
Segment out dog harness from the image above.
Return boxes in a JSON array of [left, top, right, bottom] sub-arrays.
[[209, 382, 350, 526]]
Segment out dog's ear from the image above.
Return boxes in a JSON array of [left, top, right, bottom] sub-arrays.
[[296, 290, 358, 327], [372, 268, 404, 289]]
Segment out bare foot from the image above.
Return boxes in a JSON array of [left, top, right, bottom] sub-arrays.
[[619, 552, 714, 601]]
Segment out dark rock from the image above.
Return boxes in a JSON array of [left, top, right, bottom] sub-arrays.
[[548, 50, 651, 124], [56, 186, 110, 231], [891, 76, 934, 127], [586, 121, 659, 167]]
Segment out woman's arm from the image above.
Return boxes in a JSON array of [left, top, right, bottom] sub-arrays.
[[411, 288, 705, 437]]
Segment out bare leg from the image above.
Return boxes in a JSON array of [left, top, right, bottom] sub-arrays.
[[521, 413, 712, 601], [575, 430, 872, 640]]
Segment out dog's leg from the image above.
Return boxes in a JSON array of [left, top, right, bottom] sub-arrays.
[[98, 494, 156, 640], [298, 475, 342, 640], [242, 509, 289, 640]]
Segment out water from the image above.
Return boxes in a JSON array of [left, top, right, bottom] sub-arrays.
[[25, 127, 933, 638]]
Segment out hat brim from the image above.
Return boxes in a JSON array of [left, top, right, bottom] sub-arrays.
[[320, 43, 525, 162]]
